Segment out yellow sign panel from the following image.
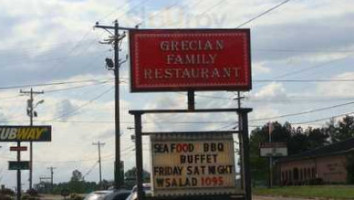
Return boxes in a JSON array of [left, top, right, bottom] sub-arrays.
[[151, 133, 237, 196], [0, 126, 51, 142]]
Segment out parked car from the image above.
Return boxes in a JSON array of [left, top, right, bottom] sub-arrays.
[[104, 189, 131, 200], [84, 190, 113, 200], [126, 183, 151, 200]]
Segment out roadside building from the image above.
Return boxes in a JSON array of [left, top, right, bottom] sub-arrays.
[[276, 137, 354, 185]]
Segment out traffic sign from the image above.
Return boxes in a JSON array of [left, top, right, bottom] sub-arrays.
[[10, 146, 27, 151], [8, 161, 30, 170]]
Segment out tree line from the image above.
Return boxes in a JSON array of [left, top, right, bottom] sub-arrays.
[[34, 167, 151, 194]]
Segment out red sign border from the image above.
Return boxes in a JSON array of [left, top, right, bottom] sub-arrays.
[[129, 29, 252, 92]]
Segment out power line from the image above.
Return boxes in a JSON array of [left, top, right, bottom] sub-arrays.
[[51, 86, 114, 121], [254, 48, 354, 53], [0, 78, 112, 91], [44, 80, 111, 93], [82, 162, 98, 180], [254, 79, 354, 83], [250, 100, 354, 122], [0, 49, 108, 67], [198, 0, 225, 16], [98, 0, 152, 24], [237, 0, 291, 28], [139, 0, 180, 26], [291, 111, 354, 125], [3, 78, 354, 92], [3, 80, 114, 122], [272, 56, 351, 79], [48, 100, 354, 126], [4, 98, 354, 125]]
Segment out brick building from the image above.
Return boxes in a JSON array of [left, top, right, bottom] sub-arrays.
[[276, 137, 354, 185]]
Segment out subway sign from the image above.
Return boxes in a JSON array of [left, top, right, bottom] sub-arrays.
[[150, 133, 238, 196], [129, 29, 251, 92], [0, 126, 51, 142]]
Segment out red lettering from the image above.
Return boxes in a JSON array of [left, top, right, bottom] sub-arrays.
[[201, 176, 224, 186]]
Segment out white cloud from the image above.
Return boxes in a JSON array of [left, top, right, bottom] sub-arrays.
[[317, 72, 354, 97], [55, 99, 77, 121], [251, 82, 289, 102], [252, 62, 271, 75]]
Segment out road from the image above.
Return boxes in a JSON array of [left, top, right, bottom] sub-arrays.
[[39, 195, 315, 200], [254, 196, 316, 200]]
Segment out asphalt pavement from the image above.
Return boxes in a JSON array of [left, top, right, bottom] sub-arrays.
[[38, 194, 316, 200], [253, 196, 319, 200]]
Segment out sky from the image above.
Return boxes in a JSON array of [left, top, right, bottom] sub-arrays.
[[0, 0, 354, 191]]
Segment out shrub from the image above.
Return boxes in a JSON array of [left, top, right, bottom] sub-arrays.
[[0, 194, 12, 200], [21, 193, 40, 200], [70, 193, 84, 200], [309, 178, 324, 185], [0, 188, 15, 196], [26, 189, 39, 197]]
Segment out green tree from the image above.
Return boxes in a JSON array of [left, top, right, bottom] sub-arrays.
[[306, 127, 329, 149], [125, 167, 150, 181], [68, 170, 85, 193], [71, 170, 83, 182], [331, 115, 354, 142]]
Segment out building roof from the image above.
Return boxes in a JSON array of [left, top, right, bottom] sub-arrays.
[[278, 137, 354, 163]]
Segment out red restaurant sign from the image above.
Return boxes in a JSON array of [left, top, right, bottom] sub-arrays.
[[129, 29, 251, 92]]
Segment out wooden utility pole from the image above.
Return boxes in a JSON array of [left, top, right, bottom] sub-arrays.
[[47, 167, 56, 192], [94, 20, 135, 189], [20, 88, 44, 191]]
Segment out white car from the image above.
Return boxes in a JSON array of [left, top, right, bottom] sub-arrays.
[[125, 183, 151, 200], [84, 190, 114, 200], [104, 189, 131, 200]]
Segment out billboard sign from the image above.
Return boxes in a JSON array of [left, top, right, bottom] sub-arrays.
[[150, 133, 239, 196], [260, 142, 288, 157], [129, 29, 251, 92], [9, 161, 30, 170], [0, 126, 51, 142]]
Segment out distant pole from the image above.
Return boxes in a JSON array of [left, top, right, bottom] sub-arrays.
[[269, 122, 273, 188], [20, 88, 44, 190], [93, 141, 105, 188], [47, 167, 56, 192]]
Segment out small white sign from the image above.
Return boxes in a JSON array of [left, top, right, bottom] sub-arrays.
[[259, 142, 288, 157]]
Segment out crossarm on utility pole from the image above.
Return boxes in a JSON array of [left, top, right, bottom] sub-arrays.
[[94, 20, 136, 189]]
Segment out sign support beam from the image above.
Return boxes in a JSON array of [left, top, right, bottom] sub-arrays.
[[133, 113, 144, 200], [129, 108, 252, 200], [240, 111, 251, 200], [16, 141, 21, 200], [187, 90, 195, 111]]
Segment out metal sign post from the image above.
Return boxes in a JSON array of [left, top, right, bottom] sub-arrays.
[[129, 108, 252, 200], [16, 141, 21, 200], [0, 125, 52, 200]]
